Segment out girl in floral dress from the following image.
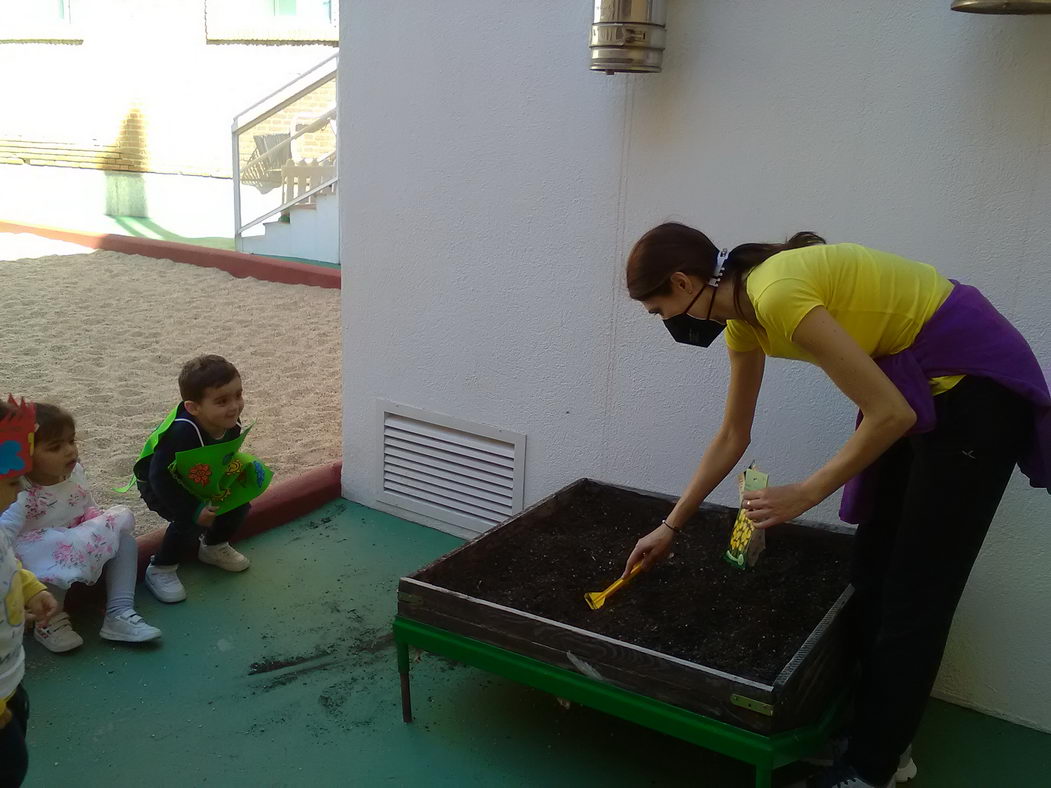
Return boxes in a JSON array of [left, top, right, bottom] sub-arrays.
[[15, 404, 160, 652]]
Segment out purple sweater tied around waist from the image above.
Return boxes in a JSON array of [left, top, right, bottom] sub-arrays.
[[839, 281, 1051, 525]]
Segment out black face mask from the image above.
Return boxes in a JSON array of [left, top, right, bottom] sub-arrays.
[[663, 284, 725, 347]]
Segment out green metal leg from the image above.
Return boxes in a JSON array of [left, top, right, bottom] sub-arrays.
[[394, 617, 845, 783], [396, 638, 412, 723]]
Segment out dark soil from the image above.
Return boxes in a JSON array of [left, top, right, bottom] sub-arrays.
[[419, 482, 853, 684], [248, 647, 335, 675], [245, 624, 399, 709]]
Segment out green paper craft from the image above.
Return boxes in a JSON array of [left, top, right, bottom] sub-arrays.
[[117, 405, 273, 515], [116, 405, 183, 493], [170, 426, 273, 515]]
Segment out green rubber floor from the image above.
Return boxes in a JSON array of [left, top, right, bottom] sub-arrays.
[[22, 500, 1050, 787]]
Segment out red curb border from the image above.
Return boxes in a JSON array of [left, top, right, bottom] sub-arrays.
[[0, 220, 340, 289], [65, 461, 343, 609]]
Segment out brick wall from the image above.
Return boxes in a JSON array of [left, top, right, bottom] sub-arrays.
[[0, 0, 337, 179]]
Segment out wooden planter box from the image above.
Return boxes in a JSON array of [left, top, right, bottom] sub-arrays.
[[397, 479, 854, 735]]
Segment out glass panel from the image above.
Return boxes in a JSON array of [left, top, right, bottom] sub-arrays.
[[282, 0, 333, 24], [236, 72, 337, 237], [207, 0, 335, 31], [215, 1, 282, 22], [273, 0, 296, 17], [8, 0, 68, 22]]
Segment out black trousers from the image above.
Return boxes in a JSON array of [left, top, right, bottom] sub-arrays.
[[151, 504, 250, 567], [0, 684, 30, 788], [846, 376, 1031, 784]]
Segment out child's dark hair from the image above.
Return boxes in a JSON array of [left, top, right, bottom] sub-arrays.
[[35, 403, 76, 444], [179, 355, 241, 403]]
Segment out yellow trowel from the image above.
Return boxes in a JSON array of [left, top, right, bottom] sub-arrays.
[[585, 562, 644, 610]]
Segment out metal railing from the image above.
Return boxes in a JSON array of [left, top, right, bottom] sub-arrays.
[[232, 53, 338, 250]]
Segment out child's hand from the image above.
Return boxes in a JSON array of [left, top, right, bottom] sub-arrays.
[[196, 505, 218, 528], [25, 590, 59, 627]]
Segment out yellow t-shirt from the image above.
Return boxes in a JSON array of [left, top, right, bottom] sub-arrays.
[[724, 243, 963, 395], [0, 563, 45, 720]]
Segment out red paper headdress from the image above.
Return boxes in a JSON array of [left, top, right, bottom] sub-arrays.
[[0, 396, 36, 479]]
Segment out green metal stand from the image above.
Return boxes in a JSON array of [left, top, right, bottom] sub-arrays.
[[394, 616, 841, 788]]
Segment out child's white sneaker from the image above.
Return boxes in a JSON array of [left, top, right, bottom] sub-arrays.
[[145, 562, 187, 603], [100, 610, 162, 643], [198, 540, 250, 572], [33, 611, 83, 653]]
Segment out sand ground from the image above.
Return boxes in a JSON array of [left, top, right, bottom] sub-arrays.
[[1, 233, 341, 535]]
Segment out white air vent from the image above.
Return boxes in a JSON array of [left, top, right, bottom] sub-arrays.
[[376, 401, 525, 534]]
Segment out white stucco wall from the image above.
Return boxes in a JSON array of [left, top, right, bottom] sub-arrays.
[[340, 1, 1051, 730]]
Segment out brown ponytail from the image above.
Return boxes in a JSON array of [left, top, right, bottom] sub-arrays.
[[725, 231, 826, 315], [625, 223, 826, 308]]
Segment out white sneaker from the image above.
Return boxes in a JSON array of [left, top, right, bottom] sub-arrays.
[[198, 540, 250, 572], [146, 562, 187, 603], [100, 610, 162, 643], [33, 611, 84, 653], [803, 741, 916, 785], [793, 765, 893, 787], [895, 746, 917, 783]]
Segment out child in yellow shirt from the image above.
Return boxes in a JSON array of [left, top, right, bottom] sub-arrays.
[[1, 397, 58, 787]]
